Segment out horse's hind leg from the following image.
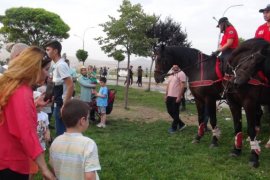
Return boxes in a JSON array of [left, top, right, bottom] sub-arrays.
[[228, 100, 242, 157], [207, 99, 220, 148], [255, 105, 263, 136], [245, 103, 261, 168]]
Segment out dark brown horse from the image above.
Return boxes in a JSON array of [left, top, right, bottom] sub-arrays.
[[225, 38, 270, 168], [154, 45, 223, 147]]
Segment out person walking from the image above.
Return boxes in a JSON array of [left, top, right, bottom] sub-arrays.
[[124, 65, 133, 85], [136, 66, 143, 87], [165, 65, 186, 133], [45, 40, 74, 136]]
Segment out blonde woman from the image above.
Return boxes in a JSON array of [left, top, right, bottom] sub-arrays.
[[0, 47, 55, 180]]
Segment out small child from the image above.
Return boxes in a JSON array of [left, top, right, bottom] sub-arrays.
[[50, 99, 101, 180], [29, 91, 51, 180], [95, 77, 108, 128], [36, 78, 54, 129]]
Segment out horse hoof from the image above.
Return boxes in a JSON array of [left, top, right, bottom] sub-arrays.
[[249, 150, 259, 168], [210, 136, 218, 148], [192, 139, 200, 144], [209, 143, 218, 148], [249, 161, 260, 168], [192, 135, 201, 144], [229, 148, 241, 157], [229, 152, 239, 157]]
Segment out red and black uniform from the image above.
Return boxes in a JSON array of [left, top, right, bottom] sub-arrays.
[[255, 23, 270, 42], [220, 25, 239, 61]]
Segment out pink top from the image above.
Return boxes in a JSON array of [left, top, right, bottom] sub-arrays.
[[167, 71, 186, 97], [0, 85, 43, 174]]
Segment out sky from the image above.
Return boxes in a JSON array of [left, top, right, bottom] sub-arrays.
[[0, 0, 269, 64]]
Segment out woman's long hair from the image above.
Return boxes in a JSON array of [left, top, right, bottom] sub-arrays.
[[0, 46, 50, 124]]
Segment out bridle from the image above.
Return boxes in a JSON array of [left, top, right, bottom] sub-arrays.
[[227, 51, 265, 77]]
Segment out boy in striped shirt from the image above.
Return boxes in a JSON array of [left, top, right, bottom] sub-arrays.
[[50, 99, 101, 180]]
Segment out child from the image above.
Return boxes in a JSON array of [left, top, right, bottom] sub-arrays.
[[36, 77, 54, 129], [96, 77, 108, 128], [50, 99, 101, 180], [29, 91, 51, 180]]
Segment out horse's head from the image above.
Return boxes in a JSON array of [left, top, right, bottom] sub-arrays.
[[154, 45, 174, 83], [228, 38, 270, 85]]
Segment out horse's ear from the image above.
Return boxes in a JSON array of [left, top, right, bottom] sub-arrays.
[[161, 43, 165, 51]]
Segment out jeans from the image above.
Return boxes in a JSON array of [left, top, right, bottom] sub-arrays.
[[220, 49, 233, 73], [166, 96, 185, 130], [54, 106, 66, 136]]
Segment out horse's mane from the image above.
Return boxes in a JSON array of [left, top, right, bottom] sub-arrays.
[[229, 38, 270, 85], [229, 38, 270, 65], [163, 46, 209, 61]]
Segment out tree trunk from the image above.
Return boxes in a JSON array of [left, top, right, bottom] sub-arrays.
[[124, 52, 131, 109], [116, 61, 120, 86], [147, 58, 154, 91]]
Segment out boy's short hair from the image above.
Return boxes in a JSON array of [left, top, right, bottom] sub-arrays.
[[62, 99, 89, 128], [44, 40, 62, 55], [99, 77, 107, 83]]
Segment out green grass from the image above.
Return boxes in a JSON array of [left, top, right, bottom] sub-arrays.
[[38, 85, 270, 179]]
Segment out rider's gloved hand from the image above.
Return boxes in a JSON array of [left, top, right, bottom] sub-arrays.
[[211, 50, 220, 57]]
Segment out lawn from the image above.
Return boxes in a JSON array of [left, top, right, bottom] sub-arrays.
[[40, 85, 270, 179]]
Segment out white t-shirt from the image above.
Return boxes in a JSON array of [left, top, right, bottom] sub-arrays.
[[52, 58, 70, 100]]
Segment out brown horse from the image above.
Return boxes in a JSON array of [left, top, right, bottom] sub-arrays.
[[225, 38, 270, 168], [154, 45, 223, 147]]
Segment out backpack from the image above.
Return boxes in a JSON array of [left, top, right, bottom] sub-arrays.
[[106, 89, 116, 114]]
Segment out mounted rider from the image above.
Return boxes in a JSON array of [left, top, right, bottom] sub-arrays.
[[255, 4, 270, 41], [213, 17, 239, 72], [255, 4, 270, 149]]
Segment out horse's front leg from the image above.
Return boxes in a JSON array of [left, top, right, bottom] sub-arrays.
[[192, 99, 205, 144], [244, 102, 261, 168], [227, 95, 242, 157], [207, 99, 221, 148]]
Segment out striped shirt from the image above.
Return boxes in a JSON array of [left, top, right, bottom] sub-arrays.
[[50, 133, 101, 180]]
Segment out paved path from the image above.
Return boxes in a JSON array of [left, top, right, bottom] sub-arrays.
[[107, 76, 167, 93]]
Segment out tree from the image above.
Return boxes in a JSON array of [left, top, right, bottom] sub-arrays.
[[146, 17, 191, 91], [76, 49, 88, 65], [97, 0, 157, 109], [148, 17, 191, 47], [239, 37, 245, 44], [112, 50, 125, 86], [0, 7, 70, 46]]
